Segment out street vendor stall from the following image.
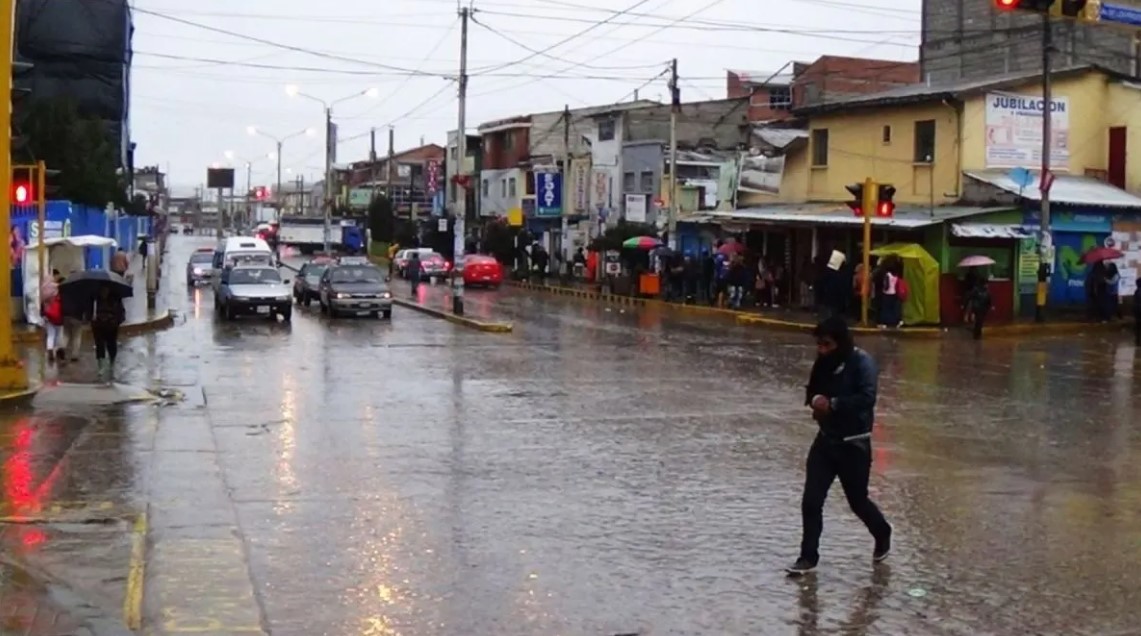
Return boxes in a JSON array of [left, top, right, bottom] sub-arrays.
[[869, 242, 941, 325], [22, 235, 117, 325]]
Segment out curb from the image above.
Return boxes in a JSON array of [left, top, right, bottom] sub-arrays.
[[13, 310, 176, 344], [392, 298, 513, 333], [506, 280, 945, 338], [0, 382, 41, 408]]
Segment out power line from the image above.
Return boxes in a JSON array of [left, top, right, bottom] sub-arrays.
[[469, 15, 666, 72], [346, 17, 460, 120]]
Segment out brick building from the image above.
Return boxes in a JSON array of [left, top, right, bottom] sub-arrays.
[[920, 0, 1138, 83]]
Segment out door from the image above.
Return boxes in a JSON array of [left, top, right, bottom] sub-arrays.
[[1108, 126, 1127, 189]]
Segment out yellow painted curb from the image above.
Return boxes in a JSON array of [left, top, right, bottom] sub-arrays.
[[123, 509, 148, 631], [392, 298, 513, 333], [0, 383, 40, 408], [13, 310, 175, 344]]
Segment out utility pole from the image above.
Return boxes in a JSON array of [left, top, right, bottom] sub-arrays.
[[667, 58, 679, 251], [452, 5, 470, 315], [275, 140, 283, 224], [323, 106, 333, 254], [387, 125, 396, 204], [370, 127, 378, 204], [1036, 12, 1053, 323], [245, 161, 252, 229], [562, 104, 571, 269]]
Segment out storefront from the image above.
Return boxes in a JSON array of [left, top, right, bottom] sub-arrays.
[[1023, 210, 1114, 307]]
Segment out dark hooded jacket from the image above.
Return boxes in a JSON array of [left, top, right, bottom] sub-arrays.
[[804, 319, 878, 442]]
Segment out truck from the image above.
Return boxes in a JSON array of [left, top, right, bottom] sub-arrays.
[[276, 216, 365, 254]]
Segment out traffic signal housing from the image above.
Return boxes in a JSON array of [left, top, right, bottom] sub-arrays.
[[994, 0, 1090, 17], [252, 186, 268, 201], [876, 184, 896, 218], [12, 178, 33, 205], [845, 183, 865, 216]]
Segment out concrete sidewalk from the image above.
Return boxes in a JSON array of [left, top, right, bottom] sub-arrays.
[[0, 558, 131, 636]]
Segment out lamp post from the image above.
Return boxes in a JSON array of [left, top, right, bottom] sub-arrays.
[[224, 150, 275, 228], [246, 126, 314, 225], [285, 85, 379, 254]]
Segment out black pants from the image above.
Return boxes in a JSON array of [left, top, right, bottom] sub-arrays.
[[799, 436, 891, 564], [92, 323, 120, 363], [972, 309, 987, 340]]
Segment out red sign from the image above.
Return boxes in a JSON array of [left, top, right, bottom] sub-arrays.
[[427, 160, 440, 195]]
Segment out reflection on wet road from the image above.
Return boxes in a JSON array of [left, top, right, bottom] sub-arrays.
[[3, 236, 1141, 635]]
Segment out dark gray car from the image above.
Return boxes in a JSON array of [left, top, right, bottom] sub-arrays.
[[317, 263, 393, 319], [186, 249, 215, 286]]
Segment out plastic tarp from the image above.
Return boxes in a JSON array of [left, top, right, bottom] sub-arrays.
[[22, 235, 117, 325], [870, 242, 941, 325]]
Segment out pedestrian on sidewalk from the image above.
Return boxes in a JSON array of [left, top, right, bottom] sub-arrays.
[[963, 278, 992, 340], [407, 252, 422, 296], [111, 248, 129, 277], [91, 286, 126, 384], [40, 272, 65, 361], [59, 279, 90, 363], [788, 315, 893, 576]]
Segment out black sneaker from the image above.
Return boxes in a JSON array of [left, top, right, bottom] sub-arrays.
[[873, 523, 893, 563], [785, 558, 817, 576]]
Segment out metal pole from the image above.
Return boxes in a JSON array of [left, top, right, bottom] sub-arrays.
[[860, 177, 877, 327], [452, 5, 469, 315], [667, 58, 679, 250], [245, 161, 252, 227], [36, 162, 45, 287], [1036, 12, 1053, 323], [0, 0, 27, 390], [323, 107, 333, 254], [275, 140, 283, 224], [562, 105, 571, 273], [216, 187, 224, 239]]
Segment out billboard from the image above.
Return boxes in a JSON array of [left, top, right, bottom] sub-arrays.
[[206, 168, 235, 189], [984, 93, 1069, 170], [737, 152, 785, 195]]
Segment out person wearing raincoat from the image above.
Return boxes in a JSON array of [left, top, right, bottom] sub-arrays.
[[40, 270, 65, 361]]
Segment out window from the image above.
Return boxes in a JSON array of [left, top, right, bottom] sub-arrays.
[[811, 129, 829, 167], [504, 131, 515, 150], [623, 171, 637, 191], [882, 125, 892, 144], [525, 172, 535, 195], [508, 177, 516, 198], [914, 120, 936, 163], [500, 179, 507, 197], [639, 172, 654, 192], [770, 86, 792, 109], [481, 179, 489, 197], [598, 118, 616, 141]]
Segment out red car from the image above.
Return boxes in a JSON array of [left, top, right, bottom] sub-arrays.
[[460, 254, 503, 288]]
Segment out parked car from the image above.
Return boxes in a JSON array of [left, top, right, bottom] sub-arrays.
[[393, 248, 434, 278], [215, 264, 292, 322], [186, 248, 215, 287], [318, 262, 393, 319], [293, 256, 335, 306], [419, 252, 451, 280], [459, 254, 503, 288]]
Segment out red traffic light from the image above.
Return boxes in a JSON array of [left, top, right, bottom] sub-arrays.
[[12, 181, 33, 204], [876, 201, 895, 217], [995, 0, 1019, 9]]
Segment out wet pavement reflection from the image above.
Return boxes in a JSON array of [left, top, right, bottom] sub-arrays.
[[2, 237, 1141, 634]]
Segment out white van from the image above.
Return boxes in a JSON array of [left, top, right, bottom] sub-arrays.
[[213, 237, 275, 271]]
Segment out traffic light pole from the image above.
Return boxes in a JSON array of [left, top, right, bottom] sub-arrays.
[[860, 177, 877, 327], [1036, 11, 1053, 323], [0, 0, 29, 391]]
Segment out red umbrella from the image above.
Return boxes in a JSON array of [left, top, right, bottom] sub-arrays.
[[1081, 246, 1123, 264], [718, 241, 745, 256]]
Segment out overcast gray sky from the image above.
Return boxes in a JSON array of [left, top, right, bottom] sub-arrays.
[[130, 0, 922, 193]]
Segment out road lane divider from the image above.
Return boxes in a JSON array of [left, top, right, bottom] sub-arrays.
[[124, 508, 148, 631], [392, 298, 513, 333]]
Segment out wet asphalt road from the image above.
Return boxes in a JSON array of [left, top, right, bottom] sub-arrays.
[[3, 235, 1141, 635]]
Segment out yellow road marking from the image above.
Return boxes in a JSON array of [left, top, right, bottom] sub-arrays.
[[124, 510, 148, 631]]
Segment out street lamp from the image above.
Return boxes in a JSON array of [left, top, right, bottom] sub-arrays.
[[247, 125, 315, 224], [285, 84, 378, 253], [222, 151, 275, 228]]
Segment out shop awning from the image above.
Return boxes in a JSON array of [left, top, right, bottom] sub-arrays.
[[950, 223, 1034, 239]]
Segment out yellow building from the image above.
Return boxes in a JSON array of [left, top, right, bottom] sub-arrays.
[[761, 65, 1141, 206]]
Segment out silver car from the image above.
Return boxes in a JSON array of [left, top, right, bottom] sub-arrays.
[[215, 265, 293, 322], [318, 263, 393, 319], [186, 249, 215, 286]]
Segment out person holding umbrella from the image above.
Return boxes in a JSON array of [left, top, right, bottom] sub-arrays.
[[60, 270, 132, 382]]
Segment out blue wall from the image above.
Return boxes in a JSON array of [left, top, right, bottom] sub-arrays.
[[8, 201, 151, 296]]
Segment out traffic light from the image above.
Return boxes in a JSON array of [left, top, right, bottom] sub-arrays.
[[11, 57, 33, 159], [12, 179, 33, 204], [1059, 0, 1087, 17], [845, 182, 865, 216], [994, 0, 1089, 17], [994, 0, 1053, 11], [876, 184, 896, 217]]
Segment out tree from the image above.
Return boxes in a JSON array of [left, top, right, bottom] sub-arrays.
[[367, 194, 395, 243], [16, 97, 126, 209]]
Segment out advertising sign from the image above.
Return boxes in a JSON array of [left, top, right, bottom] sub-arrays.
[[570, 159, 590, 214], [737, 152, 785, 194], [985, 93, 1069, 170], [625, 193, 647, 223], [348, 188, 373, 208], [535, 172, 563, 217], [427, 159, 440, 195]]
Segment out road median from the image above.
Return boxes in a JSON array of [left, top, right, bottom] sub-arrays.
[[393, 298, 513, 333]]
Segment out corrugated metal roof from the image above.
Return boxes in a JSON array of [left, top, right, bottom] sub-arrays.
[[965, 170, 1141, 209], [951, 223, 1035, 239], [752, 127, 808, 149], [710, 205, 1006, 228]]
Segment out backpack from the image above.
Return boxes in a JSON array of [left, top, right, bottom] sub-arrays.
[[42, 295, 62, 325], [896, 277, 910, 302]]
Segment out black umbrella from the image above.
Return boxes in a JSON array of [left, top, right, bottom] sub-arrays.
[[60, 269, 134, 299]]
